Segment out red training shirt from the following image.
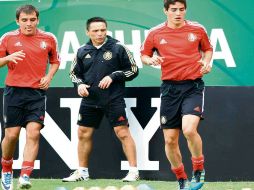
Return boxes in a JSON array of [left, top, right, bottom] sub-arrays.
[[0, 29, 60, 88], [140, 20, 213, 81]]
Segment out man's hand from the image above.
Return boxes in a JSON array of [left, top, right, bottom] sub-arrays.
[[145, 55, 164, 66], [199, 60, 211, 74], [39, 75, 52, 90], [7, 50, 25, 64], [98, 76, 113, 89], [78, 84, 90, 97]]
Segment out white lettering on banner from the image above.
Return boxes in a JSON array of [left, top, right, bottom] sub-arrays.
[[60, 31, 80, 69], [122, 98, 160, 170], [12, 97, 161, 171], [210, 28, 236, 67], [40, 98, 81, 169], [60, 30, 143, 69], [59, 29, 235, 70], [13, 98, 81, 169]]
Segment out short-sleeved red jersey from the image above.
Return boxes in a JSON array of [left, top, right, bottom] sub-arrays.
[[0, 29, 60, 88], [141, 20, 213, 81]]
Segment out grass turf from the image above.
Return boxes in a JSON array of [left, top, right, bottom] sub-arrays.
[[11, 179, 254, 190]]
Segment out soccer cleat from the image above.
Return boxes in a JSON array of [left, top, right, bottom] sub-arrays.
[[62, 170, 89, 182], [18, 174, 32, 189], [178, 178, 190, 190], [1, 171, 13, 190], [190, 170, 205, 190], [122, 171, 139, 182]]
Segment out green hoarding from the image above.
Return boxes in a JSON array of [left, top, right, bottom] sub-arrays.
[[0, 0, 253, 87]]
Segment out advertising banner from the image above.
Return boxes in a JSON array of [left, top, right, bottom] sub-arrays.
[[0, 0, 254, 86]]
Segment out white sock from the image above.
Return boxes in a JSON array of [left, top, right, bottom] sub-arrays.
[[129, 166, 138, 173], [78, 167, 89, 176]]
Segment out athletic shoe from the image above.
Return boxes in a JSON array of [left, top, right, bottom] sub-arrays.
[[62, 170, 89, 182], [178, 178, 190, 190], [1, 171, 13, 190], [122, 171, 139, 182], [18, 174, 32, 189], [190, 170, 205, 190]]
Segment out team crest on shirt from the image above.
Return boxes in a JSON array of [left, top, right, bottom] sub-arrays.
[[161, 116, 167, 125], [40, 41, 47, 49], [103, 51, 112, 60], [188, 33, 197, 42]]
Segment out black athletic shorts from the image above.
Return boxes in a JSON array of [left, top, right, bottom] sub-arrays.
[[160, 78, 205, 129], [78, 99, 128, 128], [3, 86, 46, 128]]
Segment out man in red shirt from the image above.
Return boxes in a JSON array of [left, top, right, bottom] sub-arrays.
[[0, 5, 60, 190], [141, 0, 213, 190]]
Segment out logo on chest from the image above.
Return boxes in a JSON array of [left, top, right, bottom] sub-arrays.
[[14, 41, 23, 47], [103, 51, 113, 60], [40, 41, 47, 49], [159, 38, 168, 45], [85, 54, 91, 59], [188, 33, 197, 42]]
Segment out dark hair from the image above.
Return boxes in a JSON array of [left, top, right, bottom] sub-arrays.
[[163, 0, 187, 10], [86, 17, 107, 30], [16, 5, 39, 20]]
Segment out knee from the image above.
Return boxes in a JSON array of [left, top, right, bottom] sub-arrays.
[[182, 127, 197, 139], [26, 129, 40, 141], [4, 132, 19, 143], [164, 136, 178, 148], [114, 127, 129, 141], [78, 127, 93, 140]]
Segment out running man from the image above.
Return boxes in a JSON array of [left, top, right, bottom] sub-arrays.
[[0, 5, 60, 190], [140, 0, 213, 189]]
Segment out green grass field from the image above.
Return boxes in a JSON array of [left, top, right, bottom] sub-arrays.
[[12, 179, 254, 190]]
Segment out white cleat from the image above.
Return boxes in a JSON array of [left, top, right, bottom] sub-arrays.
[[1, 171, 13, 190], [18, 174, 32, 189], [122, 171, 139, 182], [62, 170, 89, 182]]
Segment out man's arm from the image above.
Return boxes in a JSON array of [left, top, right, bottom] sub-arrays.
[[141, 54, 164, 66], [0, 50, 25, 68], [39, 34, 61, 90], [69, 55, 90, 97], [99, 44, 138, 89], [110, 44, 138, 82], [199, 50, 213, 75], [39, 63, 59, 90], [199, 26, 213, 74], [140, 30, 165, 66], [70, 55, 84, 86]]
